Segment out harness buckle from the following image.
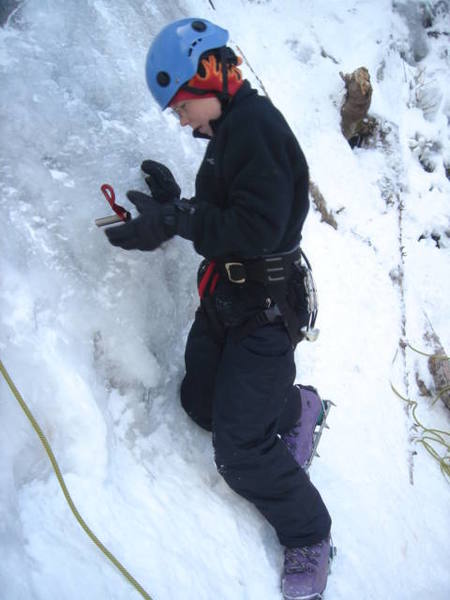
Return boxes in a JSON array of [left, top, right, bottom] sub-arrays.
[[264, 256, 286, 282], [225, 262, 246, 284]]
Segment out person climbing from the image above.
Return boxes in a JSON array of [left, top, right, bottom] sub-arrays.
[[105, 17, 333, 600]]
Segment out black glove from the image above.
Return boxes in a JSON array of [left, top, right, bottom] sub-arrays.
[[105, 191, 176, 251], [141, 159, 181, 203]]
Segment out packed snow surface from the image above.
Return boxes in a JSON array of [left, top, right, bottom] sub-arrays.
[[0, 1, 449, 599]]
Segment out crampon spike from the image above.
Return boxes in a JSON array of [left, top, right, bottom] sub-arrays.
[[305, 399, 335, 471]]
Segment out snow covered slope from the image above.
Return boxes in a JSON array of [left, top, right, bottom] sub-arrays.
[[0, 1, 449, 598]]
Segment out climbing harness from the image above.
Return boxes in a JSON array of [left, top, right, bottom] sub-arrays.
[[0, 359, 153, 600], [197, 259, 224, 343], [197, 247, 320, 346], [95, 184, 131, 227]]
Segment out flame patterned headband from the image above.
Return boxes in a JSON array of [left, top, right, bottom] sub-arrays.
[[169, 52, 244, 106]]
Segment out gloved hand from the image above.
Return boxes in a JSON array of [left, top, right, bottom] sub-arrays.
[[141, 159, 181, 203], [105, 190, 176, 251]]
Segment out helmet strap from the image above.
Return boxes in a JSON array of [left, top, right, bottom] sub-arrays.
[[219, 46, 229, 99]]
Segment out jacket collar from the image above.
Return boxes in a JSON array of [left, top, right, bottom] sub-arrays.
[[193, 81, 257, 139]]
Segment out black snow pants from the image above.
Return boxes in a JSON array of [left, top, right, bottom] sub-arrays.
[[180, 308, 331, 548]]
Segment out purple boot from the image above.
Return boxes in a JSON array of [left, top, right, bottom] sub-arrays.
[[281, 385, 326, 470], [282, 536, 332, 600]]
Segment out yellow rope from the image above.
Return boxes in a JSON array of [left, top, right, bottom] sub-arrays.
[[0, 359, 153, 600], [390, 381, 450, 478], [391, 340, 450, 479], [405, 341, 449, 361]]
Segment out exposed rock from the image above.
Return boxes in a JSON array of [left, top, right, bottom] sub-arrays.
[[320, 47, 339, 64], [340, 67, 373, 146], [424, 330, 450, 411], [415, 372, 432, 397], [309, 181, 338, 230]]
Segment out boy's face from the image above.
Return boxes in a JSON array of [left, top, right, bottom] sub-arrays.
[[171, 96, 222, 136]]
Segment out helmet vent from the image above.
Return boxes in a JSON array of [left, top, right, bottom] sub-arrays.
[[188, 38, 203, 57], [157, 71, 171, 87], [192, 20, 206, 32]]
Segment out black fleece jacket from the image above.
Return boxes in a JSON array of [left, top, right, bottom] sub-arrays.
[[177, 81, 310, 261]]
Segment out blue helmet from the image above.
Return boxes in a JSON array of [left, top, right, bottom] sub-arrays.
[[146, 18, 229, 109]]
